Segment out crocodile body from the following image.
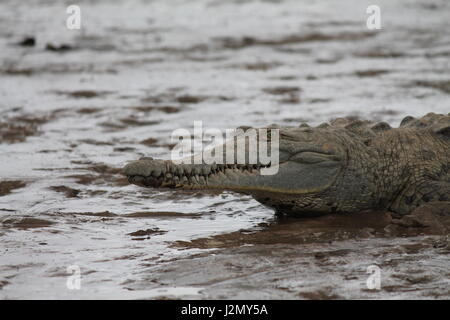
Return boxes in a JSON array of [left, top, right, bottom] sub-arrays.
[[123, 113, 450, 216]]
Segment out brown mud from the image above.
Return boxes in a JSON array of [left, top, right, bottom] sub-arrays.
[[173, 209, 450, 250], [0, 181, 26, 197], [0, 115, 50, 143]]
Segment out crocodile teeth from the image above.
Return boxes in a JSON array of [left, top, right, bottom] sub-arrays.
[[193, 167, 201, 175], [182, 165, 192, 176], [201, 166, 211, 175], [174, 166, 183, 176]]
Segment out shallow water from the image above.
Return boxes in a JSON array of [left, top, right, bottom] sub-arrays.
[[0, 0, 449, 299]]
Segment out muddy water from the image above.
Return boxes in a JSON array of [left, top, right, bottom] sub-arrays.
[[0, 0, 449, 299]]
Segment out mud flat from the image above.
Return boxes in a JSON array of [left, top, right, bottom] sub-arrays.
[[130, 211, 450, 299]]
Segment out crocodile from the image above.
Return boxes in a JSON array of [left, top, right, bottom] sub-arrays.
[[123, 113, 450, 217]]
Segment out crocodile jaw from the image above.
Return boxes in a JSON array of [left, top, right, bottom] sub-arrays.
[[123, 157, 341, 195]]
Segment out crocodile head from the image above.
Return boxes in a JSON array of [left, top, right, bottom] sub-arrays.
[[123, 124, 378, 215]]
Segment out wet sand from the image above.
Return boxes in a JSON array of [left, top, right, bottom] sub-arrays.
[[0, 0, 449, 299]]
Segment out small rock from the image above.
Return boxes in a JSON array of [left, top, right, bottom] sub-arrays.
[[18, 37, 35, 47]]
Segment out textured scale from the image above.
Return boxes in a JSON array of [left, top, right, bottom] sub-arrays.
[[306, 112, 450, 214]]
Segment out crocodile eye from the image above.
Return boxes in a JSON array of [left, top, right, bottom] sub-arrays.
[[291, 152, 339, 164]]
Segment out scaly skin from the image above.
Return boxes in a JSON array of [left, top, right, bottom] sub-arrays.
[[123, 113, 450, 216]]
